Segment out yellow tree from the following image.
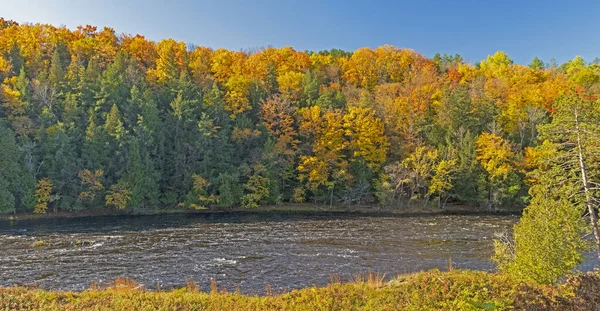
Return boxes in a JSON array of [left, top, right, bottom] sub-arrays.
[[34, 178, 54, 214], [401, 145, 439, 202], [189, 46, 213, 87], [78, 169, 104, 202], [428, 159, 458, 209], [342, 46, 415, 90], [277, 71, 304, 101], [210, 48, 246, 82], [476, 132, 521, 208], [298, 107, 349, 205], [342, 47, 378, 89], [147, 38, 187, 84], [0, 55, 10, 75], [70, 26, 118, 68], [224, 74, 253, 118], [372, 57, 440, 156], [121, 34, 157, 70], [342, 106, 388, 168], [105, 182, 132, 210]]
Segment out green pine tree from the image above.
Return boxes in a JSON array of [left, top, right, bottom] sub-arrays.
[[105, 104, 125, 139]]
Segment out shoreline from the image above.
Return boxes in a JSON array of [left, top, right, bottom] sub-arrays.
[[0, 203, 520, 222]]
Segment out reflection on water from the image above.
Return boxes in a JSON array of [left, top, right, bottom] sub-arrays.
[[0, 212, 597, 293]]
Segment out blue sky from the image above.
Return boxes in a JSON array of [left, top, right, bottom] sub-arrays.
[[1, 0, 599, 65]]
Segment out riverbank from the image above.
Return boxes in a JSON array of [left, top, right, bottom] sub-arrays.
[[1, 269, 598, 310], [0, 203, 519, 221]]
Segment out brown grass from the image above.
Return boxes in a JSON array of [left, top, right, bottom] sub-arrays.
[[352, 270, 386, 287], [184, 279, 199, 292]]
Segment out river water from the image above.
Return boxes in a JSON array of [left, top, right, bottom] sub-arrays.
[[0, 212, 597, 293]]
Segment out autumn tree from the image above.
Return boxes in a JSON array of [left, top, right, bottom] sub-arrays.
[[342, 106, 388, 169], [185, 174, 218, 209], [105, 182, 132, 210], [476, 132, 521, 208], [298, 106, 350, 205], [428, 159, 458, 209], [260, 95, 299, 199], [398, 146, 439, 205], [78, 169, 104, 203], [34, 178, 54, 214], [0, 18, 597, 216]]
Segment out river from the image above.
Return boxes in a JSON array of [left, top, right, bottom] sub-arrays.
[[0, 212, 597, 293]]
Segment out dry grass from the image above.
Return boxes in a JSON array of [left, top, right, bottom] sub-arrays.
[[209, 278, 218, 294], [113, 277, 142, 292], [352, 270, 386, 287], [185, 279, 200, 292]]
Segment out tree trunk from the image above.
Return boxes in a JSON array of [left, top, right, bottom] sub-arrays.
[[330, 186, 334, 208], [442, 196, 450, 211], [575, 108, 600, 259]]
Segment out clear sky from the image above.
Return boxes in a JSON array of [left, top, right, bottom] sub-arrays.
[[1, 0, 598, 65]]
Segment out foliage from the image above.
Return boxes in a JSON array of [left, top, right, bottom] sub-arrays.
[[105, 182, 132, 209], [493, 168, 588, 284], [428, 159, 458, 208], [241, 164, 271, 208], [186, 174, 219, 209], [34, 178, 54, 214], [2, 17, 600, 303], [0, 18, 599, 215], [78, 169, 104, 202], [476, 132, 522, 208]]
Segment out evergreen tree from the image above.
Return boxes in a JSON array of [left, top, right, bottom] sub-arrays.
[[0, 125, 34, 213], [493, 168, 587, 284], [105, 104, 125, 139], [6, 42, 24, 76], [0, 176, 15, 214], [217, 172, 242, 208], [42, 128, 81, 211], [95, 53, 128, 116], [48, 49, 66, 88], [121, 138, 159, 209], [528, 57, 545, 70]]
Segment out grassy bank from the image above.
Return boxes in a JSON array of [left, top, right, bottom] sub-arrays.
[[0, 202, 518, 221], [2, 270, 599, 310]]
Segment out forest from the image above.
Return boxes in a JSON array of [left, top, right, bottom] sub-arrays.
[[1, 18, 599, 218]]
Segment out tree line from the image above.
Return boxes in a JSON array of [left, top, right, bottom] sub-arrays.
[[1, 19, 600, 220]]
